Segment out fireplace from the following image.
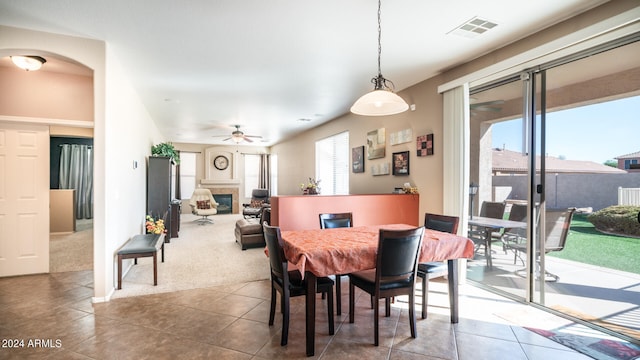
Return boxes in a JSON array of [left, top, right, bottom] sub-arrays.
[[213, 194, 232, 214], [201, 186, 239, 214]]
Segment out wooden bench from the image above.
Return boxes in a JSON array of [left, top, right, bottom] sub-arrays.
[[117, 233, 165, 290]]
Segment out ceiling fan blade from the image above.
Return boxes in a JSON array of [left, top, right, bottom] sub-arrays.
[[473, 106, 502, 112], [221, 137, 231, 141], [245, 134, 262, 138], [470, 100, 504, 108], [243, 136, 254, 143]]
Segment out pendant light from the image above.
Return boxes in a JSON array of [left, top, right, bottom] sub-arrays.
[[350, 0, 408, 116], [10, 55, 46, 71]]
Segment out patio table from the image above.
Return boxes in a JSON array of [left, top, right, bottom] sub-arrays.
[[468, 216, 526, 268]]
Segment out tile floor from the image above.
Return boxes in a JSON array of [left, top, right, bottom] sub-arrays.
[[0, 269, 597, 359]]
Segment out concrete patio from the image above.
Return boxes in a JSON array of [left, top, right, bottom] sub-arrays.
[[465, 242, 640, 343]]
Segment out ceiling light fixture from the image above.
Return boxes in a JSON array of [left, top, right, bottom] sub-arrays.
[[10, 55, 46, 71], [350, 0, 408, 116]]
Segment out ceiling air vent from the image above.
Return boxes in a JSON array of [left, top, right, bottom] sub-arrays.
[[448, 16, 498, 38]]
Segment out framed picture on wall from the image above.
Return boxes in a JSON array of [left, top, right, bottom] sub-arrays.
[[392, 151, 410, 175], [417, 133, 434, 156], [352, 146, 365, 173], [367, 128, 386, 160]]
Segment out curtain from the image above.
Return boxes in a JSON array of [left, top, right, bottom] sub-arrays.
[[258, 153, 271, 191], [175, 151, 181, 199], [443, 84, 470, 284], [59, 144, 93, 219], [442, 84, 470, 232]]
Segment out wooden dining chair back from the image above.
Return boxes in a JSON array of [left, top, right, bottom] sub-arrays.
[[319, 212, 353, 229], [263, 222, 335, 346], [318, 212, 353, 315], [424, 213, 459, 234], [418, 213, 459, 318], [348, 227, 424, 346]]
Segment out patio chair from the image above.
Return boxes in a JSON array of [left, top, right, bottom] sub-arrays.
[[507, 207, 576, 282], [500, 203, 528, 252], [468, 201, 505, 254]]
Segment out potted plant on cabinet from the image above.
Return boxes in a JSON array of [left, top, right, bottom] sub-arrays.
[[151, 142, 180, 164]]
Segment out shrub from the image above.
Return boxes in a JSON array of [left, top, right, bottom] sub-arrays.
[[587, 205, 640, 237]]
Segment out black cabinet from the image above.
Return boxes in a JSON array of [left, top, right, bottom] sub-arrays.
[[147, 156, 176, 241], [170, 200, 181, 238]]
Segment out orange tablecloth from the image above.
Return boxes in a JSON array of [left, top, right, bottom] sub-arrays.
[[280, 224, 474, 278]]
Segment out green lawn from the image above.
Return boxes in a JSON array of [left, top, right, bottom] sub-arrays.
[[548, 213, 640, 274]]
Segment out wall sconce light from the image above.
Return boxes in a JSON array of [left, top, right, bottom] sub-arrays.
[[469, 182, 479, 219], [11, 55, 47, 71]]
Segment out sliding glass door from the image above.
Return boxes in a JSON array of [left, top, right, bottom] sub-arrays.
[[467, 35, 640, 342]]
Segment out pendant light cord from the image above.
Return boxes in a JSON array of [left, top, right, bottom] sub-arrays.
[[372, 0, 395, 91], [377, 0, 382, 78]]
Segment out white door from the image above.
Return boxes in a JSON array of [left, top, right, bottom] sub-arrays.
[[0, 122, 50, 276]]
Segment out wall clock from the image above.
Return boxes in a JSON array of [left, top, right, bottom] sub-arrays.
[[213, 155, 229, 170]]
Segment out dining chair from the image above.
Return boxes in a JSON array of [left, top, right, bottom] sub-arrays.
[[263, 222, 335, 346], [418, 213, 459, 319], [348, 227, 424, 346], [319, 212, 353, 316]]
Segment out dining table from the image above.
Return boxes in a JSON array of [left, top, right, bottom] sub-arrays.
[[467, 216, 527, 268], [279, 224, 475, 356]]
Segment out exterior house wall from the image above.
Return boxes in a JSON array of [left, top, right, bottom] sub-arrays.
[[617, 157, 640, 172], [493, 173, 640, 211]]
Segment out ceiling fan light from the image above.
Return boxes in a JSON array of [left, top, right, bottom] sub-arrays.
[[350, 89, 409, 116], [231, 135, 243, 143], [11, 55, 46, 71]]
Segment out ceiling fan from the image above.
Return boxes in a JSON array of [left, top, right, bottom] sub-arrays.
[[470, 99, 504, 116], [470, 99, 504, 112], [214, 125, 262, 143]]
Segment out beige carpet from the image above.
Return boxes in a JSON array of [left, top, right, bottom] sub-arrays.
[[50, 219, 93, 273], [112, 213, 270, 299]]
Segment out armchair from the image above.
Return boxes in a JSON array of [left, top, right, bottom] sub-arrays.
[[242, 188, 270, 219], [189, 188, 219, 225]]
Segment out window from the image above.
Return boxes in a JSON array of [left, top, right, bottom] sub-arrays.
[[180, 152, 196, 199], [624, 159, 638, 169], [244, 154, 260, 196], [315, 131, 349, 195]]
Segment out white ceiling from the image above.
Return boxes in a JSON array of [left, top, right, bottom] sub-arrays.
[[0, 0, 609, 145]]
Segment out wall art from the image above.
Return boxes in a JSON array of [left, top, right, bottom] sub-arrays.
[[392, 151, 410, 175], [417, 133, 434, 156], [352, 146, 365, 173], [367, 128, 386, 160], [390, 128, 412, 145]]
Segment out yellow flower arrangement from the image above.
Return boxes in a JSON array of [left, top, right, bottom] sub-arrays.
[[145, 215, 166, 234], [300, 177, 321, 195]]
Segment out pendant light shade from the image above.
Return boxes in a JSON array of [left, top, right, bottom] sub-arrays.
[[351, 0, 408, 116], [11, 55, 46, 71], [351, 79, 409, 116]]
